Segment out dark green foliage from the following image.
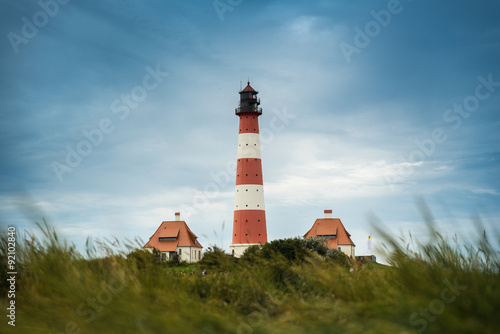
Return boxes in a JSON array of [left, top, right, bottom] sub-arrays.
[[241, 236, 328, 262], [325, 248, 351, 266], [199, 246, 236, 270], [302, 236, 329, 256]]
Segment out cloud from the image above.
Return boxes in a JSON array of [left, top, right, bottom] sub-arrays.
[[471, 188, 499, 196]]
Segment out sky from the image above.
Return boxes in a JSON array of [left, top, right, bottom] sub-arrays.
[[1, 0, 499, 260]]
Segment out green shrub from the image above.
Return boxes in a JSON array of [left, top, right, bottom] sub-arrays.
[[199, 246, 236, 270], [325, 247, 350, 266]]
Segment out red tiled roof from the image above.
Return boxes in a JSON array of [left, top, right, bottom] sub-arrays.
[[304, 218, 356, 248], [144, 220, 203, 252], [241, 82, 257, 93]]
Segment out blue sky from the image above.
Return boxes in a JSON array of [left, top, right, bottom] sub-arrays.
[[1, 0, 499, 259]]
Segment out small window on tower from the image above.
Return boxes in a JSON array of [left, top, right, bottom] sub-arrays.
[[258, 220, 260, 222], [246, 189, 248, 191], [246, 174, 248, 176], [246, 143, 248, 146], [246, 205, 248, 207], [257, 205, 259, 207]]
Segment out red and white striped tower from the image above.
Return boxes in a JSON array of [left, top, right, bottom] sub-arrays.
[[230, 82, 267, 257]]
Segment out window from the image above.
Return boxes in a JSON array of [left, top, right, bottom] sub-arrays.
[[159, 237, 176, 241], [198, 251, 201, 258], [161, 253, 166, 261], [178, 248, 182, 255]]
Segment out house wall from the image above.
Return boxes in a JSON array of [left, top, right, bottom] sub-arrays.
[[337, 245, 355, 258], [176, 246, 203, 263]]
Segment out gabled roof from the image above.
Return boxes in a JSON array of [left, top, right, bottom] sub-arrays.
[[240, 81, 257, 93], [144, 220, 203, 252], [304, 218, 356, 248]]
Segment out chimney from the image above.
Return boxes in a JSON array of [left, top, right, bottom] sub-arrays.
[[324, 210, 332, 219], [175, 212, 181, 221]]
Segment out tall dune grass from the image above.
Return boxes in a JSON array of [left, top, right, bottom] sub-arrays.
[[1, 208, 499, 334]]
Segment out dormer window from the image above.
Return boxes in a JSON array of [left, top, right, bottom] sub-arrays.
[[159, 237, 176, 241], [318, 235, 336, 239]]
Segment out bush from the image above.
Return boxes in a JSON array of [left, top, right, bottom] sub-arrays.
[[303, 236, 329, 256], [242, 237, 330, 262], [325, 248, 350, 266], [199, 246, 236, 269]]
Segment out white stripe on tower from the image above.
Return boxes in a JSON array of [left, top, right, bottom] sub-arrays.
[[237, 133, 261, 159]]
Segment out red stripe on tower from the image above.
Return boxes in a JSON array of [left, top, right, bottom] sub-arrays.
[[230, 81, 267, 257]]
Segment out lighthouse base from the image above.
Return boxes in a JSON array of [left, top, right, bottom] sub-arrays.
[[229, 243, 261, 258]]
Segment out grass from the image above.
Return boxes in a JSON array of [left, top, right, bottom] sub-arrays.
[[1, 208, 499, 334]]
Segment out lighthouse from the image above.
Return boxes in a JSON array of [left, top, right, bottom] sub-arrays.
[[229, 82, 268, 257]]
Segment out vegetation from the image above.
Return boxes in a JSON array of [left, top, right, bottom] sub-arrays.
[[1, 210, 499, 334]]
